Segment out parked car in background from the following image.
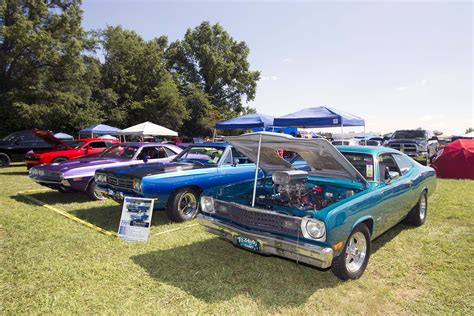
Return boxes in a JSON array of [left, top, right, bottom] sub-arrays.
[[24, 130, 120, 169], [0, 130, 53, 167], [28, 143, 181, 200], [198, 132, 436, 280], [95, 143, 261, 222], [384, 129, 438, 165], [332, 138, 360, 146]]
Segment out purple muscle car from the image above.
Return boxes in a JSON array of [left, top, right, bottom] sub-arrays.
[[28, 143, 182, 200]]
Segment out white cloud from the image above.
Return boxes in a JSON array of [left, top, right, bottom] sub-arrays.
[[419, 79, 428, 86], [260, 75, 279, 81], [395, 79, 428, 91], [282, 57, 293, 63], [420, 115, 433, 122], [396, 86, 409, 91]]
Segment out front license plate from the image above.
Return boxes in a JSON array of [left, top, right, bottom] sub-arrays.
[[236, 236, 260, 252]]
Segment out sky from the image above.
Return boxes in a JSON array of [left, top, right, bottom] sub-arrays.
[[82, 0, 473, 135]]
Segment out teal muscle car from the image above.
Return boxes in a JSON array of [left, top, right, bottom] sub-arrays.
[[198, 132, 436, 280]]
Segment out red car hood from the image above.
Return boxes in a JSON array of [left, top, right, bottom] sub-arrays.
[[33, 130, 72, 150]]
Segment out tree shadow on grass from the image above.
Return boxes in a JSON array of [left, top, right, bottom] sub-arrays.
[[0, 170, 29, 176], [13, 192, 173, 232], [69, 206, 172, 232], [132, 222, 416, 307], [12, 190, 91, 205]]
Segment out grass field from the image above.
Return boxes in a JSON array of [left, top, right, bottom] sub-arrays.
[[1, 164, 473, 314]]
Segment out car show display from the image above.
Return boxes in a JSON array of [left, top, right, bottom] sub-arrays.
[[95, 143, 261, 222], [384, 129, 438, 165], [118, 197, 154, 241], [197, 132, 437, 280], [0, 130, 53, 167], [28, 143, 181, 200], [24, 130, 120, 168]]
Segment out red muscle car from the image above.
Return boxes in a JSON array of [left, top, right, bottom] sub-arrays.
[[24, 130, 120, 168]]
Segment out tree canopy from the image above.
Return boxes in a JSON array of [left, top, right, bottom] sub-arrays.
[[0, 2, 259, 137]]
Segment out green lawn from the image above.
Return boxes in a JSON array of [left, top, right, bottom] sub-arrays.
[[1, 164, 473, 314]]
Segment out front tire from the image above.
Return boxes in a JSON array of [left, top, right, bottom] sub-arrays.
[[86, 180, 106, 201], [331, 224, 371, 281], [166, 188, 200, 222], [0, 153, 11, 167], [405, 191, 427, 226]]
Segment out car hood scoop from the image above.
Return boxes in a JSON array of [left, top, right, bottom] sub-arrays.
[[225, 132, 368, 187]]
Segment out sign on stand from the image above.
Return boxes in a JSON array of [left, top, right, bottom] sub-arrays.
[[118, 197, 154, 242]]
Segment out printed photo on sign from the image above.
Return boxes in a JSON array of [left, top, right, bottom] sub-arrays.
[[118, 197, 154, 242]]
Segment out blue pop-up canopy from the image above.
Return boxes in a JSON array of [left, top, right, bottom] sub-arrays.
[[215, 113, 274, 129], [273, 106, 365, 128], [79, 124, 121, 137]]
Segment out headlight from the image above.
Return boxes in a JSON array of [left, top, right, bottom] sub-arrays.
[[95, 173, 107, 184], [200, 196, 215, 213], [301, 218, 326, 240], [133, 178, 142, 192], [38, 169, 45, 177]]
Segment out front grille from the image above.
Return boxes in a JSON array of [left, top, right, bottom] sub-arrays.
[[107, 176, 134, 189], [389, 143, 417, 153], [43, 170, 62, 181], [214, 200, 302, 235]]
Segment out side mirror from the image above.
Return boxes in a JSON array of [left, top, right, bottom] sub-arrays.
[[429, 136, 438, 141], [232, 158, 240, 166], [143, 155, 151, 163], [385, 167, 400, 182]]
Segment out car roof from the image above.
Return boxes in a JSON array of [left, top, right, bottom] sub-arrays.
[[187, 142, 231, 148], [336, 145, 400, 155]]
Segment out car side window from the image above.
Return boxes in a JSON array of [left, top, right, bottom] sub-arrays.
[[89, 141, 107, 148], [392, 154, 412, 175], [105, 142, 115, 147], [378, 154, 402, 182], [220, 150, 233, 165], [231, 148, 250, 164], [163, 147, 177, 157], [137, 147, 164, 159]]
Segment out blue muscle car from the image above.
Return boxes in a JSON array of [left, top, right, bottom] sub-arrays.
[[95, 143, 261, 222], [198, 132, 436, 280]]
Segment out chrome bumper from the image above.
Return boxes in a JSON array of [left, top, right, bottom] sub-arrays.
[[198, 214, 334, 269], [96, 186, 125, 201]]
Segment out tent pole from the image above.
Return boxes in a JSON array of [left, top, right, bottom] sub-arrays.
[[251, 134, 262, 207], [212, 128, 216, 142], [364, 124, 366, 145], [341, 123, 344, 140]]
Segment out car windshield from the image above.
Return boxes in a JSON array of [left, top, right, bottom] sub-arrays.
[[1, 132, 19, 141], [100, 145, 139, 159], [340, 152, 375, 181], [64, 141, 85, 149], [173, 146, 225, 165], [391, 130, 426, 140]]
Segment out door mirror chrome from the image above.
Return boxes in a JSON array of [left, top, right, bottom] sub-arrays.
[[143, 155, 150, 163], [232, 158, 240, 166], [385, 167, 400, 183]]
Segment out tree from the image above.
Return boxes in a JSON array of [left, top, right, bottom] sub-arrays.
[[166, 21, 260, 134], [465, 127, 473, 134], [0, 0, 101, 135], [97, 26, 188, 129]]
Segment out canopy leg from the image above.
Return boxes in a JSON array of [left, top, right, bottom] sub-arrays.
[[251, 134, 262, 207]]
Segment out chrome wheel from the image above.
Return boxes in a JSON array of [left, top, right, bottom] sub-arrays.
[[178, 191, 197, 217], [345, 232, 367, 273], [419, 194, 427, 220]]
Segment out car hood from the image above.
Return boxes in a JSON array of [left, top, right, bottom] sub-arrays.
[[36, 157, 129, 172], [225, 132, 368, 187], [99, 162, 210, 178], [33, 130, 72, 149]]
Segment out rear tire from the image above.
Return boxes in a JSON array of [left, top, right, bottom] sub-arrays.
[[166, 187, 200, 223], [53, 157, 68, 163], [404, 191, 427, 226], [331, 224, 371, 281], [0, 153, 11, 167], [86, 180, 106, 201]]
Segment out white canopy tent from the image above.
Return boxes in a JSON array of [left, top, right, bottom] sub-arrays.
[[119, 121, 178, 141]]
